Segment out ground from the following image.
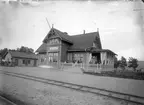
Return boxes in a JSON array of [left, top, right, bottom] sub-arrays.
[[0, 74, 126, 105], [0, 66, 143, 105]]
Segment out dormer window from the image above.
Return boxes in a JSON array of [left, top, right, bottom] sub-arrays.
[[55, 39, 59, 43], [48, 38, 60, 45]]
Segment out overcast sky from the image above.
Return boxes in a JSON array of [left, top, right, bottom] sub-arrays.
[[0, 0, 144, 60]]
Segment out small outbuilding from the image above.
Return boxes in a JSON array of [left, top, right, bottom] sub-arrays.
[[3, 50, 38, 67]]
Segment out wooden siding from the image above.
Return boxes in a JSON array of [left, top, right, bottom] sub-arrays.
[[13, 58, 37, 67], [4, 52, 37, 66], [37, 54, 48, 65], [61, 41, 70, 62], [4, 52, 12, 62]]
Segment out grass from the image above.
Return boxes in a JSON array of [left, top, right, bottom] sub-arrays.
[[83, 70, 144, 80]]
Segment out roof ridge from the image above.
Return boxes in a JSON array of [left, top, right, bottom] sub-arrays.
[[53, 28, 73, 44], [9, 50, 35, 54], [70, 31, 98, 36], [53, 28, 64, 34], [53, 28, 71, 36]]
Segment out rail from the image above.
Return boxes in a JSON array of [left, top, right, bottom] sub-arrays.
[[0, 70, 143, 105], [0, 95, 17, 105]]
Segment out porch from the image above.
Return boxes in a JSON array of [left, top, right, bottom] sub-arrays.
[[67, 49, 116, 65], [64, 48, 116, 72]]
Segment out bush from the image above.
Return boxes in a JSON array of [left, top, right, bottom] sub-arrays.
[[128, 57, 138, 71], [119, 56, 127, 71]]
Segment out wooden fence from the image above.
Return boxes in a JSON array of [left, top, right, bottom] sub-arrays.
[[61, 62, 114, 73]]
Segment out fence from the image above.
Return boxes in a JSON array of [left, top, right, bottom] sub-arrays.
[[61, 62, 114, 73]]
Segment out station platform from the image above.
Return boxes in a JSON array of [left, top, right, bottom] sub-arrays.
[[1, 66, 144, 98]]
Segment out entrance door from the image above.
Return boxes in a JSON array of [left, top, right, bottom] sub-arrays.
[[34, 60, 37, 66], [48, 52, 58, 67], [15, 59, 18, 66], [92, 53, 101, 64], [25, 59, 28, 66]]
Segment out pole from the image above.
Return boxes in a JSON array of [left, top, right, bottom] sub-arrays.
[[46, 18, 51, 29]]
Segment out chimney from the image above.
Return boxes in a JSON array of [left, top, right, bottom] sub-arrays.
[[52, 24, 54, 28], [83, 30, 85, 34], [97, 28, 99, 32]]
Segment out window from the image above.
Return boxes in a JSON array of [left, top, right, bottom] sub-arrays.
[[48, 39, 59, 45], [23, 59, 30, 64], [28, 60, 30, 64], [73, 53, 83, 63], [67, 53, 72, 62], [55, 39, 59, 44], [23, 60, 25, 64], [51, 39, 54, 44], [41, 58, 44, 62], [93, 43, 96, 47], [48, 53, 58, 63]]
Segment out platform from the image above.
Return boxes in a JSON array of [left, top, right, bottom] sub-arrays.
[[1, 66, 144, 98]]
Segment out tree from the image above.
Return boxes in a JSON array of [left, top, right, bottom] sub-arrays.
[[29, 48, 34, 53], [128, 57, 139, 71], [114, 56, 120, 71], [17, 48, 20, 51], [119, 56, 127, 71], [18, 46, 34, 53], [19, 46, 27, 52], [9, 49, 16, 51], [0, 48, 8, 58]]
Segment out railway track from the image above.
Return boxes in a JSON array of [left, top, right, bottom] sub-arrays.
[[0, 70, 144, 105], [0, 95, 17, 105]]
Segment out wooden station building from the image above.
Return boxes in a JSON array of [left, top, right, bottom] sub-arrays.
[[36, 27, 117, 68]]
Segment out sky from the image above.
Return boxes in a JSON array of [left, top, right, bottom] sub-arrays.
[[0, 0, 144, 60]]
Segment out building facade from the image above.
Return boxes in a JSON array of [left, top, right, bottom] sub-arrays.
[[0, 54, 2, 65], [36, 27, 117, 68], [3, 51, 38, 66]]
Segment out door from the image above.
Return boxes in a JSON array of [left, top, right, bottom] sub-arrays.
[[48, 52, 59, 67], [34, 60, 37, 66], [15, 59, 18, 66], [25, 59, 28, 66]]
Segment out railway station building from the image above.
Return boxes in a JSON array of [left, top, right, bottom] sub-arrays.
[[36, 27, 117, 67]]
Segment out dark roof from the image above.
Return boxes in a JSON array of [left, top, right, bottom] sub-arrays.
[[36, 28, 73, 53], [69, 32, 100, 50], [84, 47, 117, 55], [36, 43, 47, 53], [43, 28, 73, 44], [102, 49, 117, 55], [36, 28, 115, 55], [53, 28, 73, 44], [8, 51, 38, 59]]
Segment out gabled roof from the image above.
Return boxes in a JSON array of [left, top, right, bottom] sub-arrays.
[[36, 28, 103, 53], [35, 43, 47, 53], [6, 51, 38, 59], [69, 32, 101, 51], [43, 28, 73, 44], [53, 28, 73, 44]]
